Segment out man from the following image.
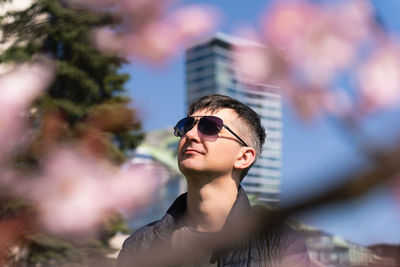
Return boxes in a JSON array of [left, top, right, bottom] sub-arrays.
[[117, 94, 310, 266]]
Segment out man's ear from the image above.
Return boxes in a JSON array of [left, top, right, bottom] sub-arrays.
[[234, 147, 256, 170]]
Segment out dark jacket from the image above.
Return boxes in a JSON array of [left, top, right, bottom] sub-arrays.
[[117, 187, 310, 267]]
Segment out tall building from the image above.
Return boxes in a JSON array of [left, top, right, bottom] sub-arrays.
[[185, 32, 282, 206]]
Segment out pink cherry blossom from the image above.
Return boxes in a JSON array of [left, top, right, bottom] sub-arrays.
[[233, 29, 273, 83], [170, 5, 218, 41], [234, 43, 271, 84], [358, 44, 400, 110], [0, 62, 53, 110], [231, 0, 383, 120], [72, 0, 217, 62], [261, 0, 363, 86], [65, 0, 115, 8], [88, 1, 218, 62], [26, 148, 161, 235], [90, 28, 126, 55], [291, 25, 356, 86], [93, 23, 180, 62], [0, 62, 54, 158], [322, 88, 353, 118], [329, 0, 373, 43], [262, 0, 317, 48], [127, 22, 183, 62]]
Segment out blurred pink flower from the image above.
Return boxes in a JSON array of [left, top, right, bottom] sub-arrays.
[[322, 88, 353, 118], [292, 26, 356, 86], [330, 0, 373, 43], [70, 0, 171, 13], [234, 43, 271, 83], [230, 0, 382, 121], [0, 62, 54, 158], [290, 86, 326, 121], [286, 84, 354, 121], [262, 1, 363, 86], [171, 5, 218, 40], [90, 2, 218, 62], [66, 0, 116, 7], [119, 0, 171, 17], [91, 28, 124, 54], [262, 0, 317, 48], [254, 0, 375, 89], [233, 29, 273, 83], [126, 22, 183, 62], [93, 23, 180, 61], [358, 44, 400, 110], [27, 149, 161, 235], [232, 27, 290, 88]]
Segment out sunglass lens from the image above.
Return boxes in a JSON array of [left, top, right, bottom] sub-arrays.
[[174, 117, 186, 137], [174, 117, 195, 137], [199, 116, 223, 135]]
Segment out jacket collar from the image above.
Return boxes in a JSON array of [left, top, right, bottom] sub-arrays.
[[154, 186, 251, 240]]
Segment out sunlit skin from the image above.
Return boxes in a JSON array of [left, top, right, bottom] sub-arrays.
[[177, 108, 255, 232]]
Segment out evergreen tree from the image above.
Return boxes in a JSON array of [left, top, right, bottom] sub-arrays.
[[0, 0, 143, 164], [0, 0, 142, 265]]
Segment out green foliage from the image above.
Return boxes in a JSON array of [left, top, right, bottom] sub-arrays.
[[99, 213, 132, 243], [248, 193, 279, 209], [26, 234, 114, 267], [0, 0, 143, 163], [0, 0, 144, 265], [0, 198, 27, 218]]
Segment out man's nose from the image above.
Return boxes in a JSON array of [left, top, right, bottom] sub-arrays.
[[185, 121, 201, 142]]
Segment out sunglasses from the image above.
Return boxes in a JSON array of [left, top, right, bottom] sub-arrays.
[[173, 116, 248, 147]]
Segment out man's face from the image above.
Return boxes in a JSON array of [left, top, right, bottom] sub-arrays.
[[177, 108, 246, 178]]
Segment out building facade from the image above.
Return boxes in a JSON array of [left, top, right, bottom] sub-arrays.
[[296, 223, 397, 267], [185, 33, 282, 205], [126, 128, 186, 230]]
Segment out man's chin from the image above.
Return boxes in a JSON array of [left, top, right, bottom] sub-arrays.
[[178, 162, 205, 176], [179, 164, 199, 173]]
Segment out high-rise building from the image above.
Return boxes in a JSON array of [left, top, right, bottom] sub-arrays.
[[185, 32, 282, 206]]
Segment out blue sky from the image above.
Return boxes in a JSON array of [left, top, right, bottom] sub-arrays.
[[123, 0, 400, 246]]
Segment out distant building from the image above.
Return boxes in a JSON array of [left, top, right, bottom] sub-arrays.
[[126, 128, 185, 230], [185, 32, 282, 206], [368, 244, 400, 266], [293, 222, 397, 267]]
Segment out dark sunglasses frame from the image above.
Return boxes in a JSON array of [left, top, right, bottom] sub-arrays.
[[174, 115, 249, 147]]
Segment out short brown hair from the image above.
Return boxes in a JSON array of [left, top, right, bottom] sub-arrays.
[[188, 94, 266, 180]]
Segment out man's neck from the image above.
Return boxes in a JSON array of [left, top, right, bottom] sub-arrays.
[[185, 175, 239, 232]]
